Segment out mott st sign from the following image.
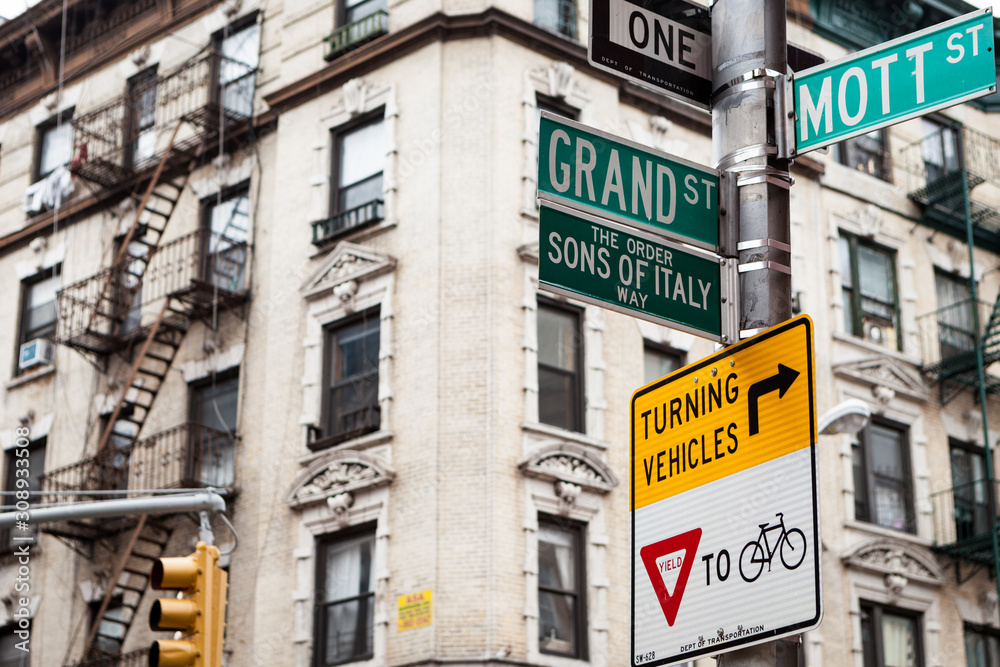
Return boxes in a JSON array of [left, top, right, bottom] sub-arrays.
[[538, 112, 722, 253], [539, 202, 736, 343], [589, 0, 712, 108], [630, 316, 819, 667], [794, 9, 996, 153]]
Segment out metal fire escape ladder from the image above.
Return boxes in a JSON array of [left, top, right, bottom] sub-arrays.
[[81, 515, 173, 660], [94, 298, 189, 464]]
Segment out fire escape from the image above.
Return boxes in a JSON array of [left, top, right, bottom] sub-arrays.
[[38, 51, 254, 666], [903, 124, 1000, 581]]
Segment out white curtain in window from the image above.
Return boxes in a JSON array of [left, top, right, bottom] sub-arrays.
[[882, 614, 915, 667], [326, 541, 363, 601]]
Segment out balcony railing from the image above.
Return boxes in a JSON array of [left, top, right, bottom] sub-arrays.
[[71, 51, 255, 188], [916, 297, 1000, 397], [930, 479, 999, 566], [56, 228, 249, 354], [323, 11, 389, 62], [39, 423, 236, 503], [312, 199, 384, 246], [901, 125, 1000, 248]]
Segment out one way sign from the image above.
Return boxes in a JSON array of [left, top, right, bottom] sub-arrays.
[[630, 315, 820, 667]]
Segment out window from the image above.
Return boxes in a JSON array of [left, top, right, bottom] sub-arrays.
[[319, 310, 380, 447], [860, 602, 923, 667], [327, 114, 385, 239], [202, 187, 250, 292], [342, 0, 387, 26], [1, 439, 45, 551], [950, 441, 993, 542], [852, 419, 914, 533], [921, 118, 960, 185], [190, 372, 239, 488], [934, 271, 975, 359], [124, 67, 158, 168], [966, 624, 1000, 667], [535, 0, 577, 39], [34, 113, 73, 181], [98, 410, 135, 495], [536, 94, 578, 123], [315, 528, 375, 666], [644, 342, 685, 384], [538, 516, 586, 658], [839, 233, 900, 350], [214, 16, 259, 117], [115, 226, 149, 334], [537, 301, 584, 432], [0, 625, 27, 667], [834, 130, 890, 181], [17, 265, 61, 370]]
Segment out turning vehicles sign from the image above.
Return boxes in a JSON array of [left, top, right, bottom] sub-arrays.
[[630, 316, 819, 666]]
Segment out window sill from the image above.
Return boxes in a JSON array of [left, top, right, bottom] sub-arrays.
[[843, 519, 933, 547], [297, 428, 393, 465], [6, 364, 55, 389], [521, 421, 608, 450], [831, 332, 923, 367]]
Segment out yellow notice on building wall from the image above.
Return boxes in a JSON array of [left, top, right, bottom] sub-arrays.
[[398, 590, 432, 631]]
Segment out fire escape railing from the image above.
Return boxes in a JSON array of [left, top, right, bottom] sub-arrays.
[[39, 423, 237, 503], [323, 10, 389, 61], [930, 479, 999, 566], [56, 228, 249, 354], [71, 51, 255, 188]]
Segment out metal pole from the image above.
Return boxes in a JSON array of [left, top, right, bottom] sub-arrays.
[[713, 0, 790, 661], [0, 491, 226, 527], [959, 149, 1000, 621]]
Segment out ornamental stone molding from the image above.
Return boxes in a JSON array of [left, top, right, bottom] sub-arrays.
[[841, 538, 943, 587], [284, 449, 394, 509], [519, 443, 618, 494], [301, 241, 396, 301], [832, 356, 929, 402]]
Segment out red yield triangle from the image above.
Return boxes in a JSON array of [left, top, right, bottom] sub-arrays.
[[640, 528, 702, 627]]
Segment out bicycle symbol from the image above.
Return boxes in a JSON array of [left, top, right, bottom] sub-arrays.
[[738, 512, 807, 583]]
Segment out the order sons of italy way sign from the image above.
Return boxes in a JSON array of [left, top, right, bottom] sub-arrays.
[[631, 316, 819, 667]]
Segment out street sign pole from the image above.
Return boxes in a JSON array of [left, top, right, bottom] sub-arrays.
[[713, 0, 791, 662]]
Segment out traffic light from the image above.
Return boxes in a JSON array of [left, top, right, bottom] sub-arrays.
[[148, 541, 228, 667]]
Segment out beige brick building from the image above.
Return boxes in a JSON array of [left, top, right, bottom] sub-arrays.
[[0, 0, 998, 665]]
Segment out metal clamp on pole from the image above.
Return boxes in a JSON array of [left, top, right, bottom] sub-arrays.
[[774, 74, 797, 160]]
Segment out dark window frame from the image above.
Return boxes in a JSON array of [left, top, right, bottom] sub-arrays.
[[15, 264, 61, 376], [1, 438, 46, 553], [123, 66, 158, 169], [643, 340, 686, 384], [537, 298, 585, 434], [32, 109, 74, 182], [833, 129, 891, 181], [852, 417, 915, 534], [839, 231, 901, 351], [314, 523, 377, 667], [949, 438, 995, 543], [859, 601, 924, 667], [199, 182, 251, 290], [535, 94, 578, 121], [965, 622, 1000, 667], [315, 308, 381, 450], [537, 514, 588, 660], [329, 108, 386, 222], [188, 369, 240, 488], [209, 12, 259, 113], [338, 0, 388, 27], [933, 268, 975, 359], [0, 623, 28, 667], [533, 0, 578, 40]]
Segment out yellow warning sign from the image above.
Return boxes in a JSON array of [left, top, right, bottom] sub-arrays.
[[398, 590, 432, 631], [631, 315, 815, 510]]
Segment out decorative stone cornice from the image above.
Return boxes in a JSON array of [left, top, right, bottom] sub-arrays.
[[301, 241, 396, 301], [832, 356, 929, 401], [841, 538, 943, 586], [519, 443, 618, 493], [284, 449, 394, 509]]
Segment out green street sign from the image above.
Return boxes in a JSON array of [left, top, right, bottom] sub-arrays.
[[539, 202, 737, 343], [794, 9, 996, 153], [538, 112, 721, 253]]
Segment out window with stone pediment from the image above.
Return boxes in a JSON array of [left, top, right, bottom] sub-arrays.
[[852, 418, 915, 534], [319, 308, 381, 448], [860, 601, 924, 667], [315, 525, 376, 667], [538, 515, 587, 659], [839, 231, 900, 351]]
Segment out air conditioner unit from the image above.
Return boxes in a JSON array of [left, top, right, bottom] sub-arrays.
[[18, 338, 55, 370]]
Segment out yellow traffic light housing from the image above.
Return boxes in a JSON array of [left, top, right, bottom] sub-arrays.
[[148, 542, 228, 667]]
